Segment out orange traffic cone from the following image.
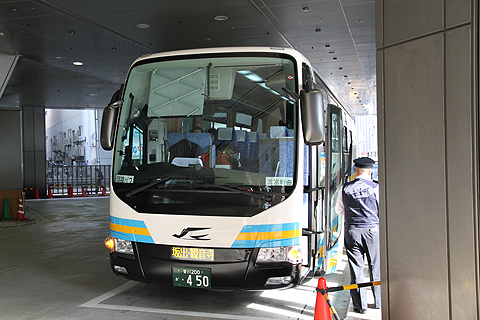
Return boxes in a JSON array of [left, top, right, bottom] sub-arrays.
[[314, 277, 332, 320], [68, 185, 74, 198], [48, 185, 53, 198], [14, 196, 29, 221], [34, 187, 40, 199], [81, 186, 86, 197], [100, 185, 106, 196]]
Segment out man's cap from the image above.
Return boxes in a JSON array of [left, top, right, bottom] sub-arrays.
[[354, 157, 375, 169]]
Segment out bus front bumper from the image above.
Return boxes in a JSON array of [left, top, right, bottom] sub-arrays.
[[108, 244, 301, 290]]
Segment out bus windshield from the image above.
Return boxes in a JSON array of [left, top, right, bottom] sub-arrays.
[[112, 53, 298, 215]]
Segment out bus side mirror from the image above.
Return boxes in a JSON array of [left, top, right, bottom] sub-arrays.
[[100, 100, 122, 150], [300, 89, 325, 145]]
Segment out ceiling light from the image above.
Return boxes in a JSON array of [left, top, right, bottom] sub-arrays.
[[73, 61, 83, 66], [237, 70, 263, 82], [136, 23, 150, 29], [214, 15, 228, 21]]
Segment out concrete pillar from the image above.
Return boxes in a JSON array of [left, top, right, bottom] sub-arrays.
[[22, 106, 46, 195], [0, 109, 22, 191], [377, 0, 478, 319]]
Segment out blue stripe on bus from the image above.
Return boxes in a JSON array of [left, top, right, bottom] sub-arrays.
[[109, 216, 155, 243], [110, 229, 133, 241], [239, 222, 299, 233], [110, 216, 147, 228], [231, 237, 299, 248], [231, 222, 301, 248], [110, 229, 155, 244]]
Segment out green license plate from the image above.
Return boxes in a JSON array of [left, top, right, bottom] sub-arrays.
[[172, 266, 211, 289]]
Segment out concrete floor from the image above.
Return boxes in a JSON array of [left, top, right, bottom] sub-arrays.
[[0, 197, 380, 320]]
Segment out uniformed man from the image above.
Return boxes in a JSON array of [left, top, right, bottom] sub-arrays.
[[335, 156, 380, 314]]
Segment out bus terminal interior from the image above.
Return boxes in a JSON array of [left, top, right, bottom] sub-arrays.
[[0, 1, 479, 319]]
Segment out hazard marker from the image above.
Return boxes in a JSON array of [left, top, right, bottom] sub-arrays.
[[314, 277, 332, 320], [2, 197, 12, 221], [14, 196, 29, 221]]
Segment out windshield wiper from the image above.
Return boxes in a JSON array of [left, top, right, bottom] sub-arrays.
[[166, 183, 273, 202], [125, 176, 274, 202], [125, 175, 212, 200]]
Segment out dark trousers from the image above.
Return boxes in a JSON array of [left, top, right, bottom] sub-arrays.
[[345, 226, 381, 310]]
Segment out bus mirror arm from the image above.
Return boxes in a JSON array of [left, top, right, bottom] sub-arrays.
[[302, 228, 323, 235], [304, 186, 324, 193], [281, 87, 299, 102]]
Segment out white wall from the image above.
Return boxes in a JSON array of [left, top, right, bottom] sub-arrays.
[[45, 109, 112, 166]]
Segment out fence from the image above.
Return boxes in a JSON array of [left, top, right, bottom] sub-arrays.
[[46, 165, 111, 196]]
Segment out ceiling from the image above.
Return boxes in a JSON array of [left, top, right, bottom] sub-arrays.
[[0, 0, 376, 116]]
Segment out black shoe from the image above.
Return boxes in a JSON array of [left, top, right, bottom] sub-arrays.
[[353, 308, 367, 314]]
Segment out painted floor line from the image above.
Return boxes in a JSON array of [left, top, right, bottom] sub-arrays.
[[83, 303, 285, 320], [79, 281, 286, 320], [79, 281, 138, 308]]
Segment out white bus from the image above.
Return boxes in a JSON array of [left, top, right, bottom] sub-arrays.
[[101, 47, 354, 290]]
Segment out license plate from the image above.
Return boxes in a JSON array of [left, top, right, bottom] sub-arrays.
[[172, 267, 211, 289]]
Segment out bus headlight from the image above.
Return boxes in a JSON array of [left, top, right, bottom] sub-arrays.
[[104, 236, 134, 255], [256, 245, 303, 264]]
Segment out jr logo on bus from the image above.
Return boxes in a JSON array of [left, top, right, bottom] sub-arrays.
[[173, 227, 211, 241]]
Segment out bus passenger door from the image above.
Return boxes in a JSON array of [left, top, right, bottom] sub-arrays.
[[303, 142, 324, 277], [323, 104, 344, 273], [309, 144, 326, 276]]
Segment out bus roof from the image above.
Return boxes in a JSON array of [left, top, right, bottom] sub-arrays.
[[133, 46, 308, 65]]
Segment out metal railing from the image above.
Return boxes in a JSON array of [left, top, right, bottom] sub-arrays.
[[46, 165, 111, 196]]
